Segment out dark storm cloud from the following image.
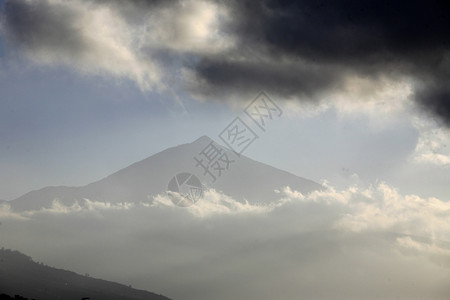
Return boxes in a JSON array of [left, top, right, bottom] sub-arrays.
[[190, 0, 450, 124], [228, 0, 449, 61], [1, 0, 449, 124], [1, 1, 87, 56], [416, 82, 450, 126], [90, 0, 179, 19], [190, 57, 342, 100]]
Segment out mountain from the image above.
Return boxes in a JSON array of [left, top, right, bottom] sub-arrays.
[[0, 248, 170, 300], [9, 136, 322, 211]]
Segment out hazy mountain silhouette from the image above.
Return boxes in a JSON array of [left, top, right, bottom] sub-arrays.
[[0, 248, 170, 300], [9, 136, 322, 211]]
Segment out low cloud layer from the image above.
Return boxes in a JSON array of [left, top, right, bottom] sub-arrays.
[[1, 183, 450, 299], [1, 0, 449, 126]]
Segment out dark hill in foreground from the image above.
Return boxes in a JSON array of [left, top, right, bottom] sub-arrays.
[[0, 248, 170, 300]]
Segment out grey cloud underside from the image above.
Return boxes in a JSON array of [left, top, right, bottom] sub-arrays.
[[1, 0, 449, 125], [195, 0, 450, 124], [1, 1, 88, 57], [416, 82, 450, 126], [189, 57, 343, 100]]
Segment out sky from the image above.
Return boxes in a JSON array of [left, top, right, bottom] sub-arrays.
[[0, 1, 450, 299], [0, 0, 448, 201]]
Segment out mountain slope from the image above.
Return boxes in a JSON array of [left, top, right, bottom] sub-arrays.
[[9, 136, 322, 211], [0, 248, 170, 300]]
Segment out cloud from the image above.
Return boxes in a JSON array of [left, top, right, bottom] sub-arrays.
[[1, 0, 164, 90], [396, 236, 450, 268], [1, 0, 449, 126], [141, 0, 234, 54], [332, 183, 450, 242], [412, 117, 450, 167], [415, 68, 450, 127], [0, 0, 231, 91], [1, 182, 450, 299], [3, 182, 449, 241], [153, 189, 271, 217], [0, 203, 26, 220]]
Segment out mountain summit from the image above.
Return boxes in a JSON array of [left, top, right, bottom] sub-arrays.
[[9, 136, 321, 211]]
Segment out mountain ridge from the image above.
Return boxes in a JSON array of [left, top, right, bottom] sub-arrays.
[[0, 248, 170, 300], [8, 136, 322, 211]]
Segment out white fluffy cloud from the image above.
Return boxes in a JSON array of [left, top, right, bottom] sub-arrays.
[[140, 0, 234, 54], [332, 183, 450, 241], [1, 182, 449, 299], [4, 182, 449, 241], [0, 0, 232, 91]]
